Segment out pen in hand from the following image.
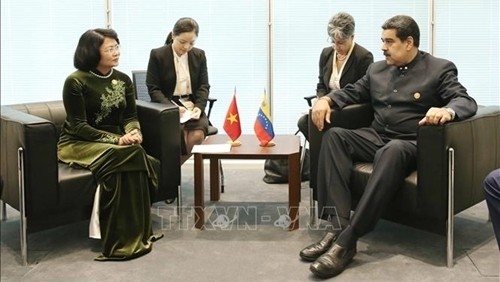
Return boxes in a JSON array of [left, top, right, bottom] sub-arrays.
[[171, 100, 187, 114]]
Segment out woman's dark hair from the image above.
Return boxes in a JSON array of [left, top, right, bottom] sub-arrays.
[[381, 15, 420, 47], [73, 28, 120, 71], [165, 17, 199, 45]]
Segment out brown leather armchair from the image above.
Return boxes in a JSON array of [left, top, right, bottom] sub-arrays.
[[308, 104, 500, 267], [0, 100, 181, 265]]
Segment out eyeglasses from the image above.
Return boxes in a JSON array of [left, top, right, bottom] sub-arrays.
[[329, 35, 353, 46], [329, 38, 349, 46], [103, 44, 120, 54]]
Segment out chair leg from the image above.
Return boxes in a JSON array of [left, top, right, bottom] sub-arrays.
[[301, 136, 317, 227], [446, 148, 455, 268], [18, 148, 28, 266], [219, 160, 225, 193], [20, 200, 27, 266], [300, 138, 308, 201], [309, 189, 317, 228], [300, 139, 308, 178], [1, 200, 6, 221], [176, 185, 182, 222]]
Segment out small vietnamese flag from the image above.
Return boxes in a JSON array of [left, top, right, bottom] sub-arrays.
[[223, 89, 242, 141], [254, 89, 275, 146]]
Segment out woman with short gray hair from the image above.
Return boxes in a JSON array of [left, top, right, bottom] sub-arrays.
[[296, 12, 373, 141], [327, 12, 355, 41]]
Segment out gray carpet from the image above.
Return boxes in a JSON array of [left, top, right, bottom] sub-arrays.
[[1, 161, 499, 281]]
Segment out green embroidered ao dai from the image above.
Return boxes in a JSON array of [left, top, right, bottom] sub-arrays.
[[58, 69, 162, 261]]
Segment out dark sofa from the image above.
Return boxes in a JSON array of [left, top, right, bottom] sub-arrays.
[[0, 99, 181, 264], [308, 103, 500, 267]]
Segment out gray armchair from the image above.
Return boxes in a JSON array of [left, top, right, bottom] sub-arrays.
[[0, 99, 181, 265], [308, 104, 500, 267]]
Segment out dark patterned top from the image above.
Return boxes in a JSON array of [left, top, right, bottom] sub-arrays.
[[58, 68, 139, 145]]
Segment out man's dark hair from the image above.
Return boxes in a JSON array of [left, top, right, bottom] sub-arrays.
[[382, 15, 420, 47]]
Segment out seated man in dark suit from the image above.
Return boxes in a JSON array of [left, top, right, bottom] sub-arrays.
[[300, 15, 478, 278]]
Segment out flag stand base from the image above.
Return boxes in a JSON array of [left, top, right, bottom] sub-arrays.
[[227, 140, 242, 147], [259, 140, 276, 147]]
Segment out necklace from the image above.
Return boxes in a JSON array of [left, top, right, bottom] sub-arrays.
[[336, 54, 347, 61], [89, 69, 114, 79]]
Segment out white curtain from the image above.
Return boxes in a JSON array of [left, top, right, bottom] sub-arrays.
[[2, 0, 498, 132], [1, 0, 104, 105]]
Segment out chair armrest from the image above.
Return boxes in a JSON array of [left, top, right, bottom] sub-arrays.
[[417, 105, 500, 218], [135, 100, 181, 201], [207, 97, 217, 119], [0, 106, 59, 214], [309, 103, 374, 191], [303, 95, 316, 107]]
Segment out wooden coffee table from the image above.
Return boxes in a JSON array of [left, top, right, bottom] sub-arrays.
[[193, 134, 301, 230]]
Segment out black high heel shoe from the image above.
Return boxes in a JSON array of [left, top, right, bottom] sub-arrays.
[[165, 198, 176, 204]]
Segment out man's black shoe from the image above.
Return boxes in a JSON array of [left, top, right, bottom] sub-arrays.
[[299, 232, 338, 262], [309, 243, 356, 278]]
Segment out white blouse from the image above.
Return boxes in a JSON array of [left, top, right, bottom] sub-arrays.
[[329, 42, 356, 90], [172, 45, 192, 96]]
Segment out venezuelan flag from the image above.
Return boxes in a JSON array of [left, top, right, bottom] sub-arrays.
[[254, 92, 275, 146]]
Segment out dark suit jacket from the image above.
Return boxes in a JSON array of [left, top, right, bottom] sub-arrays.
[[327, 51, 478, 140], [146, 45, 210, 112], [316, 43, 373, 97]]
